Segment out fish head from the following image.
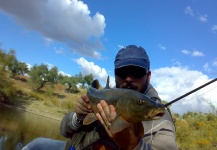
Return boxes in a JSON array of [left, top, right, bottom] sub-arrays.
[[117, 90, 165, 122]]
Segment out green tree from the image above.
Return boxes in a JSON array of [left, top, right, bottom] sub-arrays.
[[28, 64, 49, 90], [84, 74, 93, 86], [56, 73, 64, 84], [61, 76, 78, 91], [1, 49, 29, 77], [17, 62, 29, 75], [0, 49, 19, 104], [5, 49, 18, 77], [0, 49, 7, 69], [76, 72, 85, 88], [28, 64, 59, 90], [75, 72, 94, 88], [47, 66, 58, 83]]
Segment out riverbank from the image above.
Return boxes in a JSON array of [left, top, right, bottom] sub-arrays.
[[0, 101, 65, 121], [1, 75, 87, 121]]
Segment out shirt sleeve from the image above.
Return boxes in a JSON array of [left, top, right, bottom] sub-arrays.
[[60, 112, 77, 138], [134, 110, 178, 150], [133, 120, 178, 150], [133, 139, 152, 150]]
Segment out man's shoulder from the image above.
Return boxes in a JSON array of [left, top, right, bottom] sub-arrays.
[[145, 84, 161, 101]]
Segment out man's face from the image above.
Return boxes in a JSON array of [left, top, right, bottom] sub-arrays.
[[115, 66, 151, 93]]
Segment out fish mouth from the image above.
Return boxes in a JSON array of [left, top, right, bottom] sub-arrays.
[[147, 108, 165, 120]]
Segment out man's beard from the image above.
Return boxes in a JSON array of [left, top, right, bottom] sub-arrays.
[[119, 83, 137, 90], [116, 79, 149, 93]]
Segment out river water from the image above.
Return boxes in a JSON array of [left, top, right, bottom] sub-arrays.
[[0, 103, 66, 150]]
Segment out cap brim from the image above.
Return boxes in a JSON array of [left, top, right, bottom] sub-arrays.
[[115, 59, 149, 69]]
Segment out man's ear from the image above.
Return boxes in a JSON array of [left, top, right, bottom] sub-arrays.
[[147, 71, 151, 82]]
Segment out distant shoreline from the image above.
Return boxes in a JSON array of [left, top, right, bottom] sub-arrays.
[[0, 102, 63, 122]]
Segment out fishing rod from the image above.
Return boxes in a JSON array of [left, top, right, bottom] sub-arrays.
[[164, 78, 217, 107]]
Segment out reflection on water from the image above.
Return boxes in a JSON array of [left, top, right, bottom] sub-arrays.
[[0, 104, 66, 150]]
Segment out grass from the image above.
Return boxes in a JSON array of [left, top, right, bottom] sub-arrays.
[[8, 75, 86, 120]]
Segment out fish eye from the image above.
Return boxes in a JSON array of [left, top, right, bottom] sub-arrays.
[[137, 99, 143, 105]]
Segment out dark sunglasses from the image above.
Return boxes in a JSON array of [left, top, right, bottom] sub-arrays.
[[115, 66, 149, 79]]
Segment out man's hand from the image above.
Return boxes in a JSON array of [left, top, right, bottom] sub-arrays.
[[75, 94, 93, 120], [96, 100, 143, 149]]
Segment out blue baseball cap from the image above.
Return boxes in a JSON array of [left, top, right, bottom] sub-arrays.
[[114, 45, 150, 70]]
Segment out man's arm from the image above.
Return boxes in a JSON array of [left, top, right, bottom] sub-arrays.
[[60, 94, 93, 138], [60, 112, 76, 138]]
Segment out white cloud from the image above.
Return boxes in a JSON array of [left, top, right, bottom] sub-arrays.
[[211, 25, 217, 33], [44, 37, 53, 46], [75, 57, 115, 87], [58, 71, 71, 77], [213, 59, 217, 67], [181, 49, 204, 57], [26, 63, 32, 70], [181, 49, 190, 55], [171, 59, 182, 67], [184, 6, 194, 16], [118, 45, 124, 50], [192, 50, 204, 57], [45, 62, 54, 70], [0, 0, 106, 58], [199, 15, 208, 23], [151, 67, 217, 115], [55, 48, 66, 55], [203, 63, 211, 72], [158, 44, 166, 50], [203, 59, 217, 73]]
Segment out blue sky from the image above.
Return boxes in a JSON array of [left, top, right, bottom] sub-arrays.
[[0, 0, 217, 114]]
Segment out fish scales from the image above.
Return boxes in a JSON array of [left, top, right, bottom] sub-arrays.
[[87, 86, 133, 110], [83, 78, 165, 133], [84, 81, 165, 125]]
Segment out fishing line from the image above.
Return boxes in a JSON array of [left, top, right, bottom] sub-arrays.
[[151, 120, 154, 145], [181, 85, 217, 102], [164, 78, 217, 107]]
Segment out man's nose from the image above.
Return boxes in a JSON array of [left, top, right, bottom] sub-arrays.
[[125, 75, 134, 82]]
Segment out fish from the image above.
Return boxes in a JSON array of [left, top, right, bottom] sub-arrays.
[[83, 76, 165, 133]]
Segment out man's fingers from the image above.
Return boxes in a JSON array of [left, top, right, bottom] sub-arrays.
[[81, 94, 90, 103], [75, 106, 89, 114], [75, 95, 92, 113], [100, 100, 112, 122], [97, 100, 117, 123], [97, 102, 110, 125], [109, 105, 116, 121]]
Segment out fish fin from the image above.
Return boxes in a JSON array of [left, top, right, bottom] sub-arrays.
[[109, 119, 144, 137], [108, 116, 131, 134], [83, 113, 97, 125], [91, 80, 100, 89], [104, 76, 110, 89]]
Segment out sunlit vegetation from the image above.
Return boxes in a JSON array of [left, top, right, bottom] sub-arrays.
[[0, 49, 94, 108], [175, 111, 217, 150], [0, 48, 95, 149], [1, 49, 217, 149]]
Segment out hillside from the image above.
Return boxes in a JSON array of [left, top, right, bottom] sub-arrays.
[[3, 75, 86, 120]]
